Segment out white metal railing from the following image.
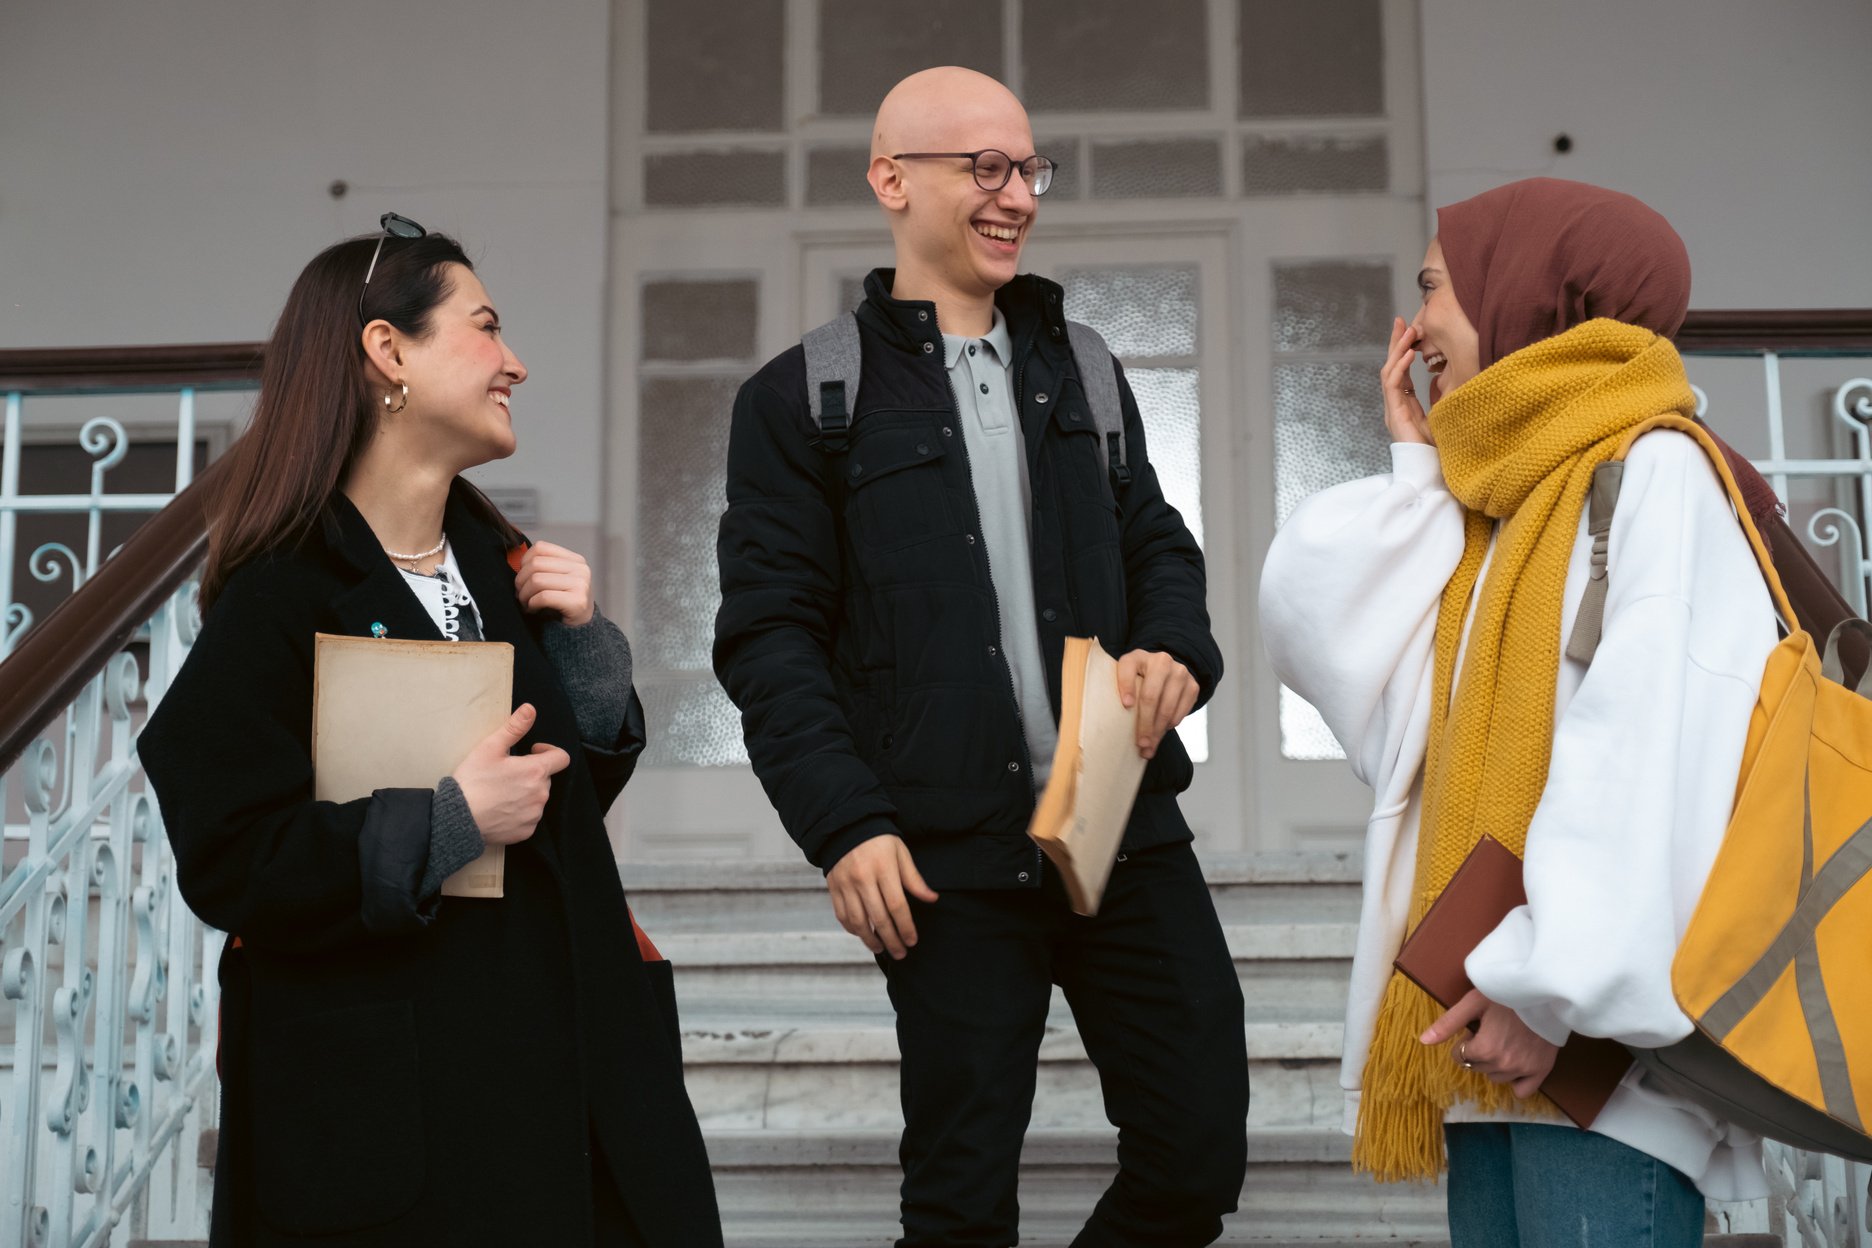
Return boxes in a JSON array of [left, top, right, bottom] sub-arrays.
[[2, 367, 248, 1247], [1686, 334, 1872, 1247]]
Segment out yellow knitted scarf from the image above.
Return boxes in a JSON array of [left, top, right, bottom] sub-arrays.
[[1351, 319, 1699, 1181]]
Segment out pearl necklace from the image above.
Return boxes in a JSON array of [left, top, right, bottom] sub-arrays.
[[383, 536, 447, 563]]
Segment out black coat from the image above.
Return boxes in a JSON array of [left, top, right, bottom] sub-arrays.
[[713, 269, 1224, 889], [141, 483, 721, 1248]]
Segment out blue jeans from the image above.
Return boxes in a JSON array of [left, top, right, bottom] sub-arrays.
[[1444, 1124, 1704, 1248]]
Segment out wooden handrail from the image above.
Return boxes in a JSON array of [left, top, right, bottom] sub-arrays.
[[0, 343, 265, 394], [1679, 309, 1872, 354], [0, 456, 229, 774]]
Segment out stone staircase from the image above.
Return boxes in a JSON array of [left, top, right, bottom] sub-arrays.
[[624, 851, 1455, 1245], [62, 851, 1787, 1245]]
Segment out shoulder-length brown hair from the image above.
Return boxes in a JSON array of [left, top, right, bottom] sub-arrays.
[[199, 230, 521, 610]]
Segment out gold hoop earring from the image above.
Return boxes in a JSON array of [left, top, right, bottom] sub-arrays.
[[383, 383, 409, 414]]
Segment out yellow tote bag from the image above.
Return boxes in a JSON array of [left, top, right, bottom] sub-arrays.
[[1583, 417, 1872, 1160]]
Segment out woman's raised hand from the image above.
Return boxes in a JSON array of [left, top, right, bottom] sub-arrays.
[[452, 704, 570, 845], [1381, 316, 1434, 446], [515, 541, 595, 627]]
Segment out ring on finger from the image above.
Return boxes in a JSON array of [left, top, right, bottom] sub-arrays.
[[1456, 1040, 1477, 1071]]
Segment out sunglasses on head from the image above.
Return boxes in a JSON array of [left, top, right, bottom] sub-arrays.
[[357, 211, 428, 326]]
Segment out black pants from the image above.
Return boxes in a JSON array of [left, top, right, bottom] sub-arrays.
[[879, 841, 1249, 1247]]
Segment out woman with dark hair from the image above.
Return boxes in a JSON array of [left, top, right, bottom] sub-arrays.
[[1260, 179, 1779, 1244], [140, 217, 722, 1247]]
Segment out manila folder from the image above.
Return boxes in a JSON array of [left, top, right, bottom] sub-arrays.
[[312, 633, 513, 898], [1026, 636, 1148, 916]]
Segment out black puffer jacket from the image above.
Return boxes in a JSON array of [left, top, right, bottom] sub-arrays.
[[714, 269, 1223, 891]]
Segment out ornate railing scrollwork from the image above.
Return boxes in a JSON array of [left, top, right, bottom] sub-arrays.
[[2, 345, 258, 1247]]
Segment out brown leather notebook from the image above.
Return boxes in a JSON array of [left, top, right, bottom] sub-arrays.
[[1393, 835, 1632, 1128]]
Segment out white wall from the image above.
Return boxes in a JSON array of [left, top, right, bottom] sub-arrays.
[[0, 0, 612, 530], [1419, 0, 1872, 309]]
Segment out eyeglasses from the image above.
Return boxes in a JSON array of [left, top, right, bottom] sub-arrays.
[[357, 211, 428, 326], [892, 150, 1057, 197]]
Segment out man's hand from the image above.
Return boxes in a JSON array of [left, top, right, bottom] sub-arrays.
[[826, 834, 939, 960], [1114, 650, 1200, 761], [1421, 988, 1560, 1099]]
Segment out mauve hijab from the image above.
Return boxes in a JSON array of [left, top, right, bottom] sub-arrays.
[[1435, 176, 1785, 527], [1435, 177, 1693, 371]]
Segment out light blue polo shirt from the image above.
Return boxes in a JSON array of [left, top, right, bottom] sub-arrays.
[[943, 309, 1058, 786]]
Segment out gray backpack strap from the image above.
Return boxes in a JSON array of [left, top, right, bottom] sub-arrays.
[[803, 312, 863, 452], [1564, 460, 1626, 664], [1065, 320, 1131, 490]]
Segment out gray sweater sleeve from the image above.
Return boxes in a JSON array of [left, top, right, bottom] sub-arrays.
[[540, 605, 635, 747], [420, 776, 487, 901]]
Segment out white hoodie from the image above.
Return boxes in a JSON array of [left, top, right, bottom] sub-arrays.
[[1259, 431, 1777, 1200]]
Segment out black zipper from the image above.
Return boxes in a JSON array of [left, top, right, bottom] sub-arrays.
[[927, 307, 1041, 843], [1012, 335, 1050, 875]]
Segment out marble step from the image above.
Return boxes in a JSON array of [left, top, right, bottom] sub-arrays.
[[679, 1006, 1346, 1132], [657, 920, 1357, 1015], [622, 853, 1363, 936], [706, 1127, 1449, 1244]]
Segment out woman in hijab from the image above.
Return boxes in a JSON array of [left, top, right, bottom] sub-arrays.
[[1259, 178, 1780, 1244]]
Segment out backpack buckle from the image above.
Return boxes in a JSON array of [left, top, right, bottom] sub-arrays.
[[1106, 432, 1132, 489], [819, 381, 851, 454]]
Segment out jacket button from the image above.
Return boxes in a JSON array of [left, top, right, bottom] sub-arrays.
[[916, 443, 930, 456], [1018, 871, 1031, 883], [922, 341, 936, 354], [965, 533, 976, 544], [850, 463, 863, 477], [882, 734, 894, 750], [987, 645, 998, 657], [1050, 325, 1064, 340], [917, 310, 929, 322], [1008, 760, 1022, 773], [1068, 411, 1081, 423], [1035, 392, 1049, 404], [979, 382, 990, 394], [942, 426, 954, 437], [1042, 608, 1058, 622]]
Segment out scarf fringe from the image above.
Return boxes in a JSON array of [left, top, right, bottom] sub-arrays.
[[1354, 965, 1562, 1182]]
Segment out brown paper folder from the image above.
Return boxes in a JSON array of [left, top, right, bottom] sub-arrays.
[[1027, 636, 1148, 917], [312, 634, 513, 898], [1393, 834, 1632, 1127]]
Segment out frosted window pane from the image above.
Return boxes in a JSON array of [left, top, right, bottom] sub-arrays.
[[1239, 0, 1384, 119], [1036, 138, 1080, 199], [1281, 686, 1345, 761], [820, 0, 1004, 117], [1273, 262, 1392, 352], [1272, 360, 1388, 525], [1092, 140, 1223, 199], [1124, 368, 1204, 547], [1023, 0, 1208, 111], [1241, 134, 1387, 196], [644, 151, 786, 207], [641, 679, 750, 767], [641, 280, 758, 362], [807, 147, 875, 206], [1060, 267, 1198, 359], [1180, 704, 1209, 764], [637, 376, 739, 669], [647, 0, 784, 132]]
